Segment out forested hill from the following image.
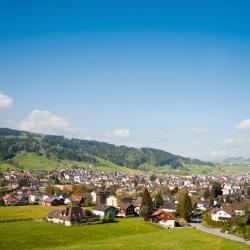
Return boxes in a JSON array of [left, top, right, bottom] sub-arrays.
[[0, 128, 213, 169]]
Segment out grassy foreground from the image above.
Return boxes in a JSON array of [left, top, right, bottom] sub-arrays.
[[0, 217, 249, 250]]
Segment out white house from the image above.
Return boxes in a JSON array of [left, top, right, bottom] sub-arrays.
[[211, 208, 233, 222]]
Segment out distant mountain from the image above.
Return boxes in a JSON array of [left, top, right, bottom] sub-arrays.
[[0, 127, 213, 170], [216, 157, 250, 165]]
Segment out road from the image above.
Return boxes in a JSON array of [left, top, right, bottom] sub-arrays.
[[190, 223, 250, 245]]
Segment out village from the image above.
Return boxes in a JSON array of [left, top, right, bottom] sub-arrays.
[[0, 166, 249, 240]]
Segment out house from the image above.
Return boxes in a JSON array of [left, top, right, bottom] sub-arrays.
[[42, 196, 64, 206], [93, 204, 117, 218], [151, 209, 176, 227], [47, 206, 84, 226], [117, 203, 136, 217], [210, 207, 233, 222], [106, 195, 118, 207]]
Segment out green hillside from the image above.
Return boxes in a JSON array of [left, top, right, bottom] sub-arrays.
[[0, 127, 213, 171]]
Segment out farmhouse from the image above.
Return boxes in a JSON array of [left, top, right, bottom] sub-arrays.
[[47, 206, 84, 226], [152, 209, 176, 227]]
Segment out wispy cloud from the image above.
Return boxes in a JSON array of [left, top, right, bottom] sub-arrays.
[[0, 92, 13, 109], [235, 118, 250, 130]]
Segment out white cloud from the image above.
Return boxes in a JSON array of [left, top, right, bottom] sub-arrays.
[[235, 119, 250, 130], [17, 110, 86, 138], [0, 92, 13, 109], [192, 128, 207, 134], [111, 129, 131, 138], [210, 149, 228, 158]]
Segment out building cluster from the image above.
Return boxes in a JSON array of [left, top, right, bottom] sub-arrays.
[[0, 167, 249, 227]]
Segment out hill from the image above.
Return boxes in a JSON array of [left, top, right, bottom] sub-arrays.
[[0, 127, 212, 171]]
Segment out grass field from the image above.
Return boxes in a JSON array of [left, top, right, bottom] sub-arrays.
[[0, 218, 249, 250], [0, 205, 66, 222]]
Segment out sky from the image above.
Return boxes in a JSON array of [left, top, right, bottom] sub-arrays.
[[1, 0, 250, 160]]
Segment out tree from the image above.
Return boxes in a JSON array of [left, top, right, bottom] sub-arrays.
[[211, 182, 222, 198], [140, 188, 153, 220], [141, 188, 152, 208], [176, 191, 192, 220], [155, 192, 164, 209]]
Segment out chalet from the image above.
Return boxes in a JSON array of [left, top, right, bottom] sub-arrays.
[[151, 209, 176, 227], [117, 203, 136, 217], [93, 204, 117, 218], [47, 206, 84, 226]]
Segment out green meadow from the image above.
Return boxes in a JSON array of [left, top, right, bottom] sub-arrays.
[[0, 206, 248, 249], [0, 217, 249, 250]]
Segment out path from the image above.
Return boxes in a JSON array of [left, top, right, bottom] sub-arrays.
[[190, 223, 250, 245]]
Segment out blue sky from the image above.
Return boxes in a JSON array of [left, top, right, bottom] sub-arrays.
[[1, 0, 250, 160]]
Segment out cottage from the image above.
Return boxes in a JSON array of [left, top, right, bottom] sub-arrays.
[[117, 203, 136, 217], [93, 204, 117, 218], [152, 209, 176, 227]]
